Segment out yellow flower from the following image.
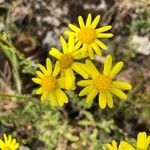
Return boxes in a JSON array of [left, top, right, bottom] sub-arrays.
[[65, 13, 113, 59], [0, 134, 19, 150], [106, 132, 150, 150], [49, 35, 89, 90], [77, 55, 132, 109], [32, 58, 68, 106]]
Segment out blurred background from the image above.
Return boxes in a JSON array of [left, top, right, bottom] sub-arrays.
[[0, 0, 150, 149]]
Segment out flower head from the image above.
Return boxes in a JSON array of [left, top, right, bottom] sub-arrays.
[[77, 55, 132, 109], [49, 35, 89, 90], [32, 58, 68, 106], [0, 134, 19, 150], [65, 13, 113, 59]]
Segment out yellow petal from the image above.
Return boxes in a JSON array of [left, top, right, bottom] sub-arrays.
[[0, 139, 4, 147], [68, 35, 75, 51], [103, 55, 112, 75], [91, 15, 100, 29], [99, 93, 107, 109], [95, 39, 108, 50], [3, 134, 8, 143], [77, 80, 92, 87], [79, 86, 93, 96], [36, 71, 44, 78], [7, 135, 12, 145], [112, 81, 132, 90], [96, 25, 112, 33], [57, 78, 66, 89], [65, 31, 77, 37], [137, 132, 147, 149], [46, 58, 52, 74], [41, 92, 49, 103], [32, 78, 41, 84], [36, 88, 44, 95], [72, 62, 89, 79], [86, 13, 92, 26], [68, 24, 80, 32], [88, 46, 95, 59], [85, 59, 100, 78], [97, 33, 113, 38], [74, 41, 82, 51], [86, 89, 98, 103], [78, 16, 85, 28], [64, 69, 76, 90], [49, 48, 62, 59], [111, 87, 127, 100], [106, 92, 113, 108], [53, 61, 60, 77], [38, 64, 47, 74], [109, 62, 124, 78], [49, 92, 57, 106], [91, 43, 102, 56], [60, 36, 68, 53], [55, 89, 68, 106], [107, 140, 118, 150], [119, 141, 134, 150]]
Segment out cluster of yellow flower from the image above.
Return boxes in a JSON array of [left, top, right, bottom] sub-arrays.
[[32, 13, 132, 109], [107, 132, 150, 150]]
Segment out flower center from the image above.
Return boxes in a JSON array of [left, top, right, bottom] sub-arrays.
[[59, 53, 73, 69], [42, 75, 57, 92], [78, 27, 96, 44], [93, 75, 112, 92], [2, 147, 11, 150]]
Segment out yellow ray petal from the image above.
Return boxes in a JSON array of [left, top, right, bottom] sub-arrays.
[[46, 58, 52, 74], [69, 24, 80, 32], [85, 59, 100, 78], [99, 93, 107, 109], [77, 80, 92, 87], [0, 139, 4, 147], [95, 39, 108, 50], [38, 64, 47, 74], [49, 48, 62, 59], [111, 87, 127, 100], [103, 55, 112, 75], [36, 71, 44, 78], [32, 78, 41, 84], [96, 25, 112, 33], [53, 61, 60, 77], [86, 13, 92, 26], [91, 43, 102, 56], [106, 92, 113, 108], [97, 33, 113, 38], [64, 68, 76, 90], [65, 31, 77, 37], [55, 89, 68, 106], [68, 35, 75, 51], [72, 62, 89, 79], [91, 15, 100, 29], [79, 85, 93, 96], [88, 46, 95, 59], [49, 92, 57, 106], [78, 16, 85, 28], [74, 41, 82, 51], [137, 132, 148, 149], [60, 36, 68, 53], [36, 88, 44, 95], [3, 134, 8, 143], [109, 61, 124, 78], [41, 92, 49, 103], [57, 78, 66, 89], [107, 140, 118, 150], [7, 135, 12, 145], [112, 81, 132, 90], [86, 89, 98, 103]]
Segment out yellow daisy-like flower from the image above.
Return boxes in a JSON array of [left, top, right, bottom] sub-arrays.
[[32, 58, 68, 106], [49, 35, 89, 90], [65, 13, 113, 59], [0, 134, 19, 150], [77, 55, 132, 109], [107, 132, 150, 150]]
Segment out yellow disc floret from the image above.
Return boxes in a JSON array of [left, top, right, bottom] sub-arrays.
[[59, 53, 73, 69], [78, 27, 96, 44], [93, 75, 112, 92], [2, 147, 11, 150], [42, 75, 57, 92]]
